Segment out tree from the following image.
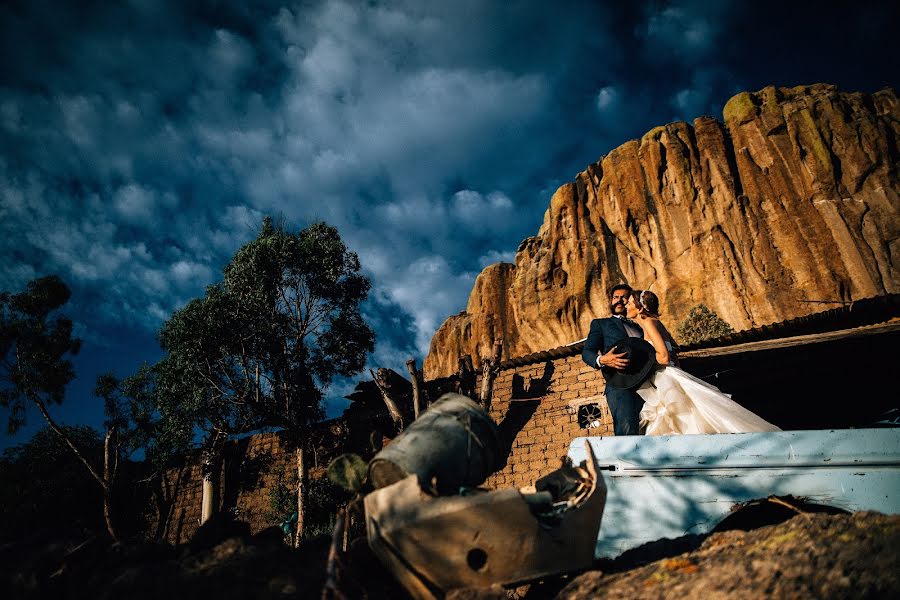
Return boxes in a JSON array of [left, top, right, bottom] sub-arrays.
[[226, 218, 375, 543], [156, 218, 375, 538], [155, 283, 270, 524], [0, 276, 82, 434], [676, 304, 735, 346], [0, 425, 103, 540], [0, 276, 126, 541]]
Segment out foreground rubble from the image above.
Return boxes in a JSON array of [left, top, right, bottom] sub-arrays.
[[2, 511, 896, 599]]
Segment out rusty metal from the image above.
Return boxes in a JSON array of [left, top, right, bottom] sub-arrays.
[[365, 441, 607, 600]]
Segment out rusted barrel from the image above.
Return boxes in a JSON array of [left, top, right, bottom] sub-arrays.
[[368, 393, 500, 495]]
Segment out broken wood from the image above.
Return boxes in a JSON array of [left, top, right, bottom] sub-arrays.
[[478, 340, 503, 410], [457, 355, 476, 399], [406, 358, 424, 421], [321, 507, 349, 600], [371, 368, 405, 432]]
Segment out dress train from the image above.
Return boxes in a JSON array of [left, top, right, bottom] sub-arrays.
[[637, 366, 781, 435]]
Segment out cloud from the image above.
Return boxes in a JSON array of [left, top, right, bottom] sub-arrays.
[[478, 249, 515, 268], [668, 67, 744, 122], [637, 2, 725, 64], [595, 86, 619, 112], [378, 254, 476, 352], [1, 0, 896, 443], [451, 190, 514, 229], [113, 184, 159, 224]]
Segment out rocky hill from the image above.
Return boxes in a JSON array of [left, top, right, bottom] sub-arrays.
[[424, 84, 900, 378]]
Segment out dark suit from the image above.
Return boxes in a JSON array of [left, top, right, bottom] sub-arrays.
[[582, 317, 644, 435]]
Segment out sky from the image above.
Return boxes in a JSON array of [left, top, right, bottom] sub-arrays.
[[1, 0, 897, 449]]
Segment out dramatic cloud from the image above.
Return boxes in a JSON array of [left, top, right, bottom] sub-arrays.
[[1, 0, 896, 444]]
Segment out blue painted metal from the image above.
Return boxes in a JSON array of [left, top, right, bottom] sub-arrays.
[[567, 428, 900, 559]]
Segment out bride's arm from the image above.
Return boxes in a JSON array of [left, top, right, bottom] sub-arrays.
[[642, 319, 670, 366]]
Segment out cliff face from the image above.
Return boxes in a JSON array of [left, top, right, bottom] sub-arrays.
[[424, 84, 900, 378]]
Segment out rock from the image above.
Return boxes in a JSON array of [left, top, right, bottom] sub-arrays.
[[424, 84, 900, 378], [556, 511, 900, 599]]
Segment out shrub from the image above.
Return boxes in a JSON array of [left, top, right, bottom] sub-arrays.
[[676, 304, 735, 346]]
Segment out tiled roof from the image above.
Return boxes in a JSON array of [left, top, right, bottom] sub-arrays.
[[497, 293, 900, 370]]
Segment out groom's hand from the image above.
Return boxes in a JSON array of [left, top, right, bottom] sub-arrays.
[[599, 348, 629, 370]]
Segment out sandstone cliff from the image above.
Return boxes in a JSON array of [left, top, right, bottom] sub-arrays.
[[425, 84, 900, 378]]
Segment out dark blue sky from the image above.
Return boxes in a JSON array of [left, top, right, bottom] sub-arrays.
[[2, 0, 897, 449]]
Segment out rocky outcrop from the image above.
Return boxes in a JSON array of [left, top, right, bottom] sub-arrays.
[[558, 511, 900, 599], [425, 84, 900, 378]]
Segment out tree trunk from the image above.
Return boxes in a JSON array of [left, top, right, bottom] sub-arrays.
[[200, 434, 224, 525], [33, 395, 122, 541], [406, 358, 423, 420], [201, 462, 215, 525], [152, 470, 184, 542], [102, 427, 120, 542], [33, 396, 105, 485], [294, 444, 307, 547]]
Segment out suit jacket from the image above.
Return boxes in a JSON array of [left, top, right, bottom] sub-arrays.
[[581, 317, 643, 376], [583, 316, 646, 435]]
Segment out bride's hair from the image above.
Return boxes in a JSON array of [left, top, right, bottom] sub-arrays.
[[632, 289, 661, 317]]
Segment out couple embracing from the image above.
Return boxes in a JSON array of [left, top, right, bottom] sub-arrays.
[[582, 284, 780, 436]]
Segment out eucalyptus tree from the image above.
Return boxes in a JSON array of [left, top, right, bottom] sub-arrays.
[[226, 218, 375, 542], [156, 282, 271, 524], [157, 218, 374, 537], [0, 276, 128, 540]]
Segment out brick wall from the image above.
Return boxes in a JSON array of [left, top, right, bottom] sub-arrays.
[[483, 354, 612, 490], [154, 429, 350, 545], [151, 353, 609, 544], [154, 433, 292, 544]]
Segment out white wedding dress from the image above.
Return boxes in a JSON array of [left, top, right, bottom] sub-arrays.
[[637, 343, 781, 435]]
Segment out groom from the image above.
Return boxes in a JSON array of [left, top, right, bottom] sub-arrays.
[[582, 284, 645, 435]]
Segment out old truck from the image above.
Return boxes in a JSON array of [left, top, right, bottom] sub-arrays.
[[567, 427, 900, 559]]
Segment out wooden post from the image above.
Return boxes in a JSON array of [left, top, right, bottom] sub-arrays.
[[406, 358, 423, 420], [371, 368, 405, 432], [478, 340, 503, 411]]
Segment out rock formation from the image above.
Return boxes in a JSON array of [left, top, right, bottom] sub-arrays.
[[425, 84, 900, 378]]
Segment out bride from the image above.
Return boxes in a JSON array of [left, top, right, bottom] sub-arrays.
[[626, 290, 781, 435]]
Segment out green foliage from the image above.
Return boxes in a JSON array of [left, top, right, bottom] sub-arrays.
[[676, 304, 735, 346], [327, 453, 367, 493], [95, 365, 189, 472], [265, 464, 297, 526], [305, 476, 351, 536], [265, 464, 351, 542], [153, 218, 375, 448], [0, 276, 82, 433], [0, 426, 103, 540]]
